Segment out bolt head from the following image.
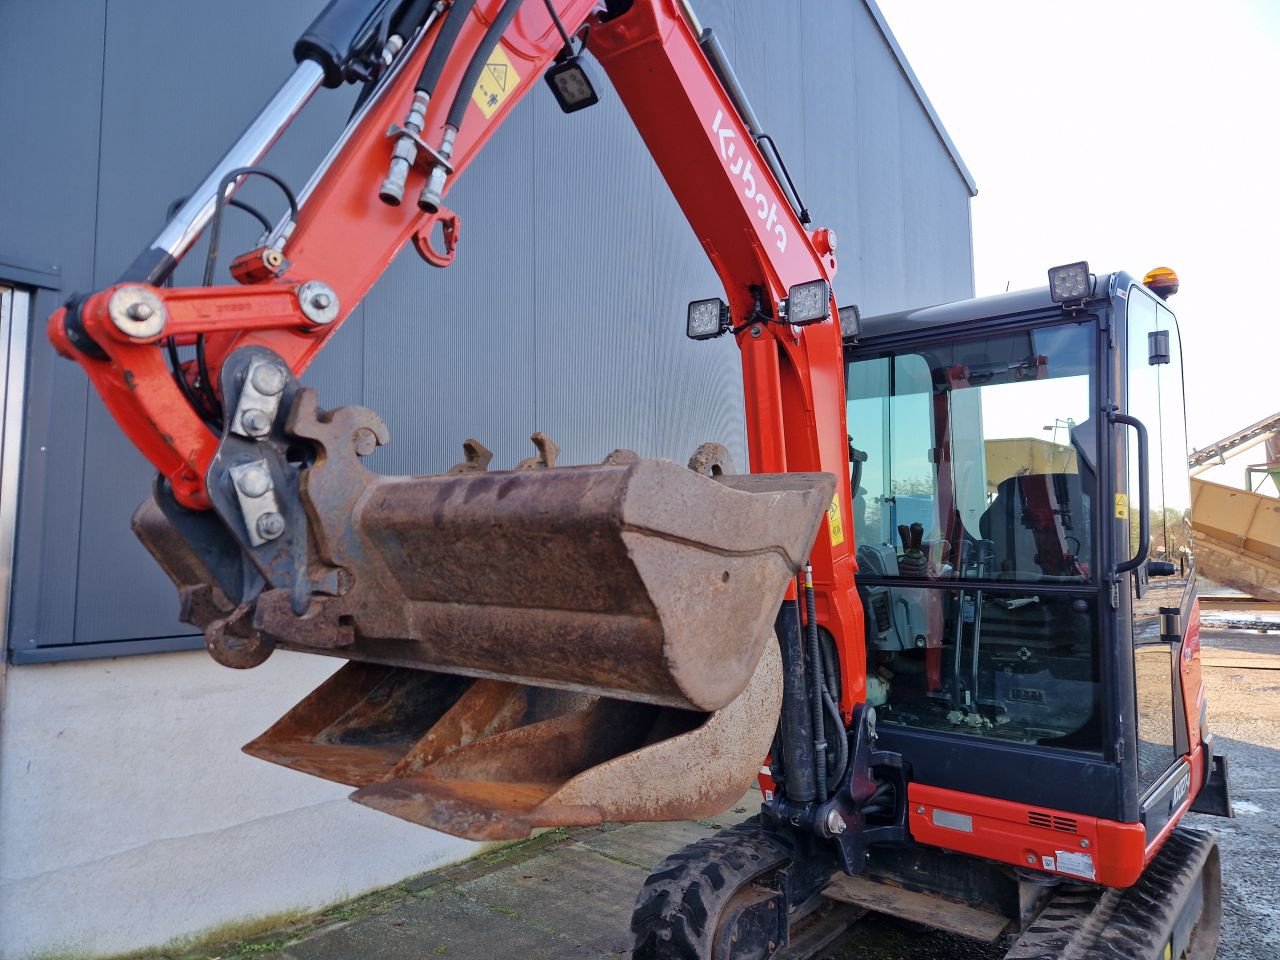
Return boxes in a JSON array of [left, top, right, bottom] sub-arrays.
[[250, 363, 287, 396], [310, 292, 332, 310], [127, 302, 154, 321], [241, 408, 273, 437], [1027, 856, 1036, 865], [236, 465, 271, 498], [1080, 839, 1089, 849], [916, 806, 925, 815], [256, 511, 286, 541], [825, 809, 846, 835]]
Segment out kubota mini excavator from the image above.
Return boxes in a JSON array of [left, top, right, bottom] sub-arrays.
[[46, 0, 1232, 956]]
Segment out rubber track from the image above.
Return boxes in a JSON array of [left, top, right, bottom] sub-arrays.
[[1004, 828, 1217, 960], [631, 817, 789, 960]]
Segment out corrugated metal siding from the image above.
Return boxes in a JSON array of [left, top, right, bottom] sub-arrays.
[[0, 0, 974, 660]]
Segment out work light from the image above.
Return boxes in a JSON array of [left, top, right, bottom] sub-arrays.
[[838, 304, 860, 339], [687, 297, 729, 340], [785, 279, 830, 327], [545, 57, 599, 113], [1048, 261, 1091, 303]]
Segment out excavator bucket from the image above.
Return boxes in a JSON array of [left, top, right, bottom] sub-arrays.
[[135, 390, 835, 839]]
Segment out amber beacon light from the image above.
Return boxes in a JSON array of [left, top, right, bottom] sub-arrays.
[[1143, 266, 1180, 299]]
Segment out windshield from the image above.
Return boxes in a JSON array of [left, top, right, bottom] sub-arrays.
[[844, 318, 1103, 753], [846, 320, 1097, 584]]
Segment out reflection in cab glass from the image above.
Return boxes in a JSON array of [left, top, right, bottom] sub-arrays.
[[846, 321, 1102, 753]]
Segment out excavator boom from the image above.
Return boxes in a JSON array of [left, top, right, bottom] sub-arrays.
[[45, 0, 856, 838]]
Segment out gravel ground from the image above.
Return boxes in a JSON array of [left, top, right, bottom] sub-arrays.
[[1184, 626, 1280, 959]]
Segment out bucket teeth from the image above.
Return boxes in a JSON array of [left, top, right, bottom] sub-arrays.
[[687, 441, 736, 477], [448, 438, 493, 474], [515, 431, 559, 470]]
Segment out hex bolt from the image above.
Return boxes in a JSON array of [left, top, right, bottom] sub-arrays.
[[310, 292, 332, 311], [1026, 856, 1036, 865], [916, 806, 925, 815], [236, 465, 272, 499], [750, 325, 763, 339], [250, 363, 287, 396], [241, 408, 273, 437], [127, 302, 154, 322], [1080, 839, 1090, 849], [256, 511, 286, 541], [825, 810, 846, 835]]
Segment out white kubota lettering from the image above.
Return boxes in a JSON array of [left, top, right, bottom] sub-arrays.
[[712, 110, 787, 253]]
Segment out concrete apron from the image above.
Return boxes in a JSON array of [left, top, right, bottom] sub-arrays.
[[239, 798, 762, 960]]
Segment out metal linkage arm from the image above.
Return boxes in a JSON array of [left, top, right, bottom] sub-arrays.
[[45, 0, 864, 705]]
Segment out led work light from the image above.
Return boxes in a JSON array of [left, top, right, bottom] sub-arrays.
[[687, 297, 729, 340], [784, 279, 831, 327], [1048, 261, 1091, 303], [545, 57, 599, 113], [838, 304, 861, 339]]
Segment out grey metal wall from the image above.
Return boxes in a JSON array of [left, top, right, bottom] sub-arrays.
[[0, 0, 974, 663]]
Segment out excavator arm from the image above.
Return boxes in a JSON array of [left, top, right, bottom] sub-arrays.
[[46, 0, 868, 841]]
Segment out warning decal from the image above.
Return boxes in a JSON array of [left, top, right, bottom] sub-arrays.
[[1114, 493, 1129, 520], [471, 45, 521, 119], [827, 494, 845, 546]]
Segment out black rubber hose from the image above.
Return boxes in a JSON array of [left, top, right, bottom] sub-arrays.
[[416, 0, 479, 96], [803, 567, 829, 802], [822, 686, 848, 787], [392, 0, 436, 38], [446, 0, 524, 129], [349, 0, 438, 117]]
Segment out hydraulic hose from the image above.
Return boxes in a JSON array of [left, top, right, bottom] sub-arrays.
[[803, 564, 829, 802], [392, 0, 437, 42], [418, 0, 524, 211], [416, 0, 479, 95], [445, 0, 525, 128], [817, 631, 847, 785], [822, 686, 848, 787]]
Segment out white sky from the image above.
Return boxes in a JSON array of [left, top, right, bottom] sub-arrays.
[[874, 0, 1280, 452]]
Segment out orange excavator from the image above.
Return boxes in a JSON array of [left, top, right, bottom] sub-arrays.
[[46, 1, 1231, 956]]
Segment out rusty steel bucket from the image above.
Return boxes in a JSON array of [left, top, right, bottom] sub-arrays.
[[135, 388, 834, 838], [243, 641, 784, 839]]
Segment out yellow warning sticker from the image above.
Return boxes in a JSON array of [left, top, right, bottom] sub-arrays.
[[471, 44, 520, 119], [1114, 493, 1129, 520], [827, 493, 845, 546]]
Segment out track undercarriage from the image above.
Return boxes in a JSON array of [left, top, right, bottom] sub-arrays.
[[629, 810, 1222, 960]]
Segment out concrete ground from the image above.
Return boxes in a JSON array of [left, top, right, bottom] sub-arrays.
[[177, 622, 1279, 960]]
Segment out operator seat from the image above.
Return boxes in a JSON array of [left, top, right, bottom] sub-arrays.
[[979, 473, 1090, 580]]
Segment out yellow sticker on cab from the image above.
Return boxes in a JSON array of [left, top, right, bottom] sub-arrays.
[[1114, 493, 1129, 520], [472, 45, 520, 119], [828, 493, 845, 546]]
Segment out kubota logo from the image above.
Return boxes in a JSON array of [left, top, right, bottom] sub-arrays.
[[713, 110, 788, 254]]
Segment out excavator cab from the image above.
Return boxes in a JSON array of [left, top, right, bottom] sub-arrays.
[[843, 265, 1230, 888]]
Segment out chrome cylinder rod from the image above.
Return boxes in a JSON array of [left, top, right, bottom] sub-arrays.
[[123, 60, 325, 285]]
